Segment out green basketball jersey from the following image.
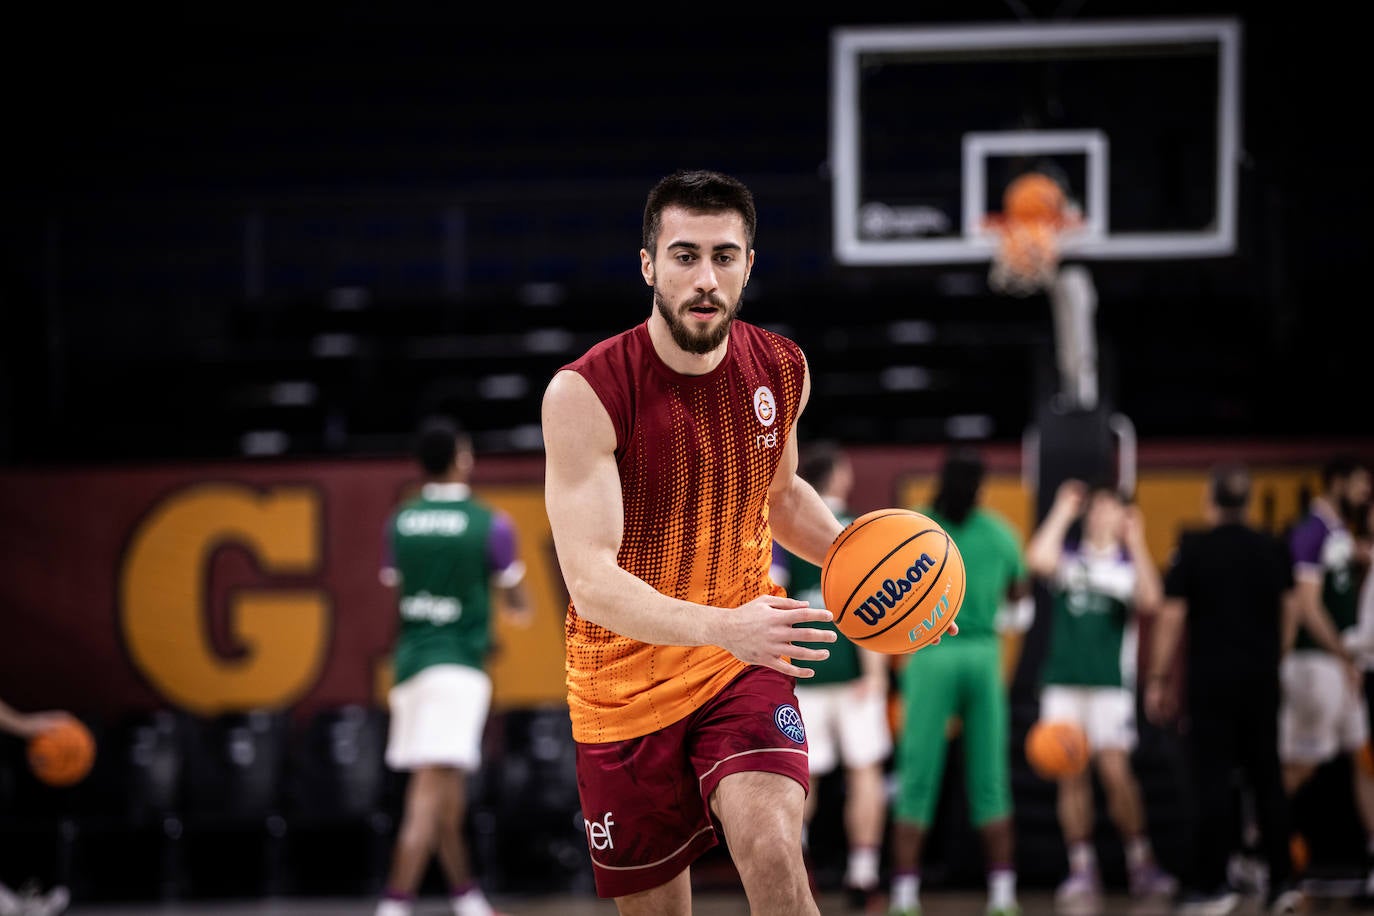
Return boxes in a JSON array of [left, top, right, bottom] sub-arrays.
[[919, 506, 1027, 640], [387, 483, 498, 684], [1039, 543, 1136, 687], [1290, 508, 1361, 651]]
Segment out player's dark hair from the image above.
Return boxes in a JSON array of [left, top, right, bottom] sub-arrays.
[[415, 415, 465, 477], [933, 447, 985, 526], [799, 440, 843, 491], [642, 169, 757, 256], [1209, 462, 1251, 513]]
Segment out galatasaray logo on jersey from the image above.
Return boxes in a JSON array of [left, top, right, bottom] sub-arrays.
[[753, 386, 777, 427]]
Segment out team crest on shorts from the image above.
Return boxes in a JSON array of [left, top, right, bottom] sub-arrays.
[[774, 704, 805, 744]]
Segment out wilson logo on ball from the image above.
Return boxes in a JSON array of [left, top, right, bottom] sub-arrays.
[[853, 552, 936, 625], [820, 508, 966, 655]]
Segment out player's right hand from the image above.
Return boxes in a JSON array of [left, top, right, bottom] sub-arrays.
[[1056, 479, 1088, 514], [719, 594, 836, 678]]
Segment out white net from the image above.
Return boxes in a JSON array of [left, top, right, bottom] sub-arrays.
[[987, 218, 1064, 297]]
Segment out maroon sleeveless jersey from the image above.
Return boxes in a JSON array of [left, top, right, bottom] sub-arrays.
[[559, 319, 807, 742]]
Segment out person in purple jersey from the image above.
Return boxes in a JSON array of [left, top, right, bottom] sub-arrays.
[[1280, 455, 1374, 892]]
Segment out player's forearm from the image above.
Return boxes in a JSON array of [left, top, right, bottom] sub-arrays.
[[859, 646, 887, 681], [1025, 509, 1073, 575], [0, 699, 26, 736], [1147, 600, 1185, 681], [769, 476, 845, 568], [1301, 600, 1350, 657], [1281, 590, 1301, 653], [1129, 549, 1165, 613], [565, 561, 719, 646]]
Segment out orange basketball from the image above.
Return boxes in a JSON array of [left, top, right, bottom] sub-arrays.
[[1025, 719, 1090, 779], [27, 718, 96, 787], [820, 508, 964, 655], [1003, 172, 1065, 223]]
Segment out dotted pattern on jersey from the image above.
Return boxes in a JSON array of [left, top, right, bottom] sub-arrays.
[[561, 321, 805, 743]]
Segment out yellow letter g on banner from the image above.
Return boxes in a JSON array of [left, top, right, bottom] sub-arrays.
[[119, 483, 328, 715]]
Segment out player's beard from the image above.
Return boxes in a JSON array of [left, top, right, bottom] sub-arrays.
[[654, 288, 742, 355]]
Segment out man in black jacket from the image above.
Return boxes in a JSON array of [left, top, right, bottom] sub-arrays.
[[1144, 463, 1303, 916]]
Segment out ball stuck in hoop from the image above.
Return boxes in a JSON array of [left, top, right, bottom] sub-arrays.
[[984, 171, 1081, 298], [1003, 172, 1066, 223]]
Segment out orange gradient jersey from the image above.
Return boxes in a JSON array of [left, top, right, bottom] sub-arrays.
[[561, 320, 806, 743]]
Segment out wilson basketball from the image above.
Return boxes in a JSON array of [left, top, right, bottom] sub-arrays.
[[27, 718, 96, 787], [1004, 172, 1065, 223], [1025, 719, 1090, 779], [820, 508, 964, 655]]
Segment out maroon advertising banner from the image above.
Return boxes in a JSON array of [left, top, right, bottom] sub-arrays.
[[0, 455, 569, 726], [0, 439, 1363, 730]]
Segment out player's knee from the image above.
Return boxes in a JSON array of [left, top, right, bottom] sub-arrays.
[[730, 824, 797, 875]]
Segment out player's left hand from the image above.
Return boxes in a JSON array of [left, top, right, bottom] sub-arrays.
[[918, 621, 957, 648]]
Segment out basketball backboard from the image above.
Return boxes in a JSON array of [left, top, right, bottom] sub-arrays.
[[830, 18, 1242, 265]]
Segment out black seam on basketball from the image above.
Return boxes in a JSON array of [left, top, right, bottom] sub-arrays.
[[842, 530, 951, 638], [825, 509, 913, 574], [855, 533, 950, 639], [852, 540, 961, 650], [837, 529, 937, 625], [824, 512, 896, 606]]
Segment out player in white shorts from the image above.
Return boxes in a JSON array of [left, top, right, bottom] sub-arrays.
[[772, 441, 892, 905], [1025, 479, 1177, 908], [1280, 457, 1373, 887], [375, 417, 532, 916]]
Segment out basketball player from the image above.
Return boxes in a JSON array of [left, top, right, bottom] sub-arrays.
[[1279, 456, 1374, 887], [0, 698, 77, 914], [375, 416, 532, 916], [1024, 479, 1176, 908], [770, 441, 892, 906], [887, 447, 1029, 916], [542, 169, 951, 916]]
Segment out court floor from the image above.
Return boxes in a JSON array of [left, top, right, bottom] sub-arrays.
[[55, 888, 1374, 915]]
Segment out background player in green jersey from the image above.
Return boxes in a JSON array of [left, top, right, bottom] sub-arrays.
[[375, 416, 532, 916], [773, 441, 892, 906], [1025, 479, 1176, 909]]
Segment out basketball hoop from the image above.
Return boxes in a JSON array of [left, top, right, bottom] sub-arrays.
[[985, 171, 1083, 297]]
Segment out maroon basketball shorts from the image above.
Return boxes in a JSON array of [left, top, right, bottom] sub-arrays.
[[574, 666, 811, 898]]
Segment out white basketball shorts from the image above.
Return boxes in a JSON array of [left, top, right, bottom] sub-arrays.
[[385, 663, 491, 772]]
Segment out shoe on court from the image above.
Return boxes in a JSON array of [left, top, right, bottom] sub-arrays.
[[1129, 863, 1179, 900], [1175, 887, 1239, 916], [1227, 852, 1269, 897], [887, 907, 920, 916], [985, 903, 1020, 916], [1265, 884, 1303, 915], [451, 889, 499, 916], [1055, 870, 1102, 907], [35, 886, 69, 916], [844, 882, 880, 911]]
